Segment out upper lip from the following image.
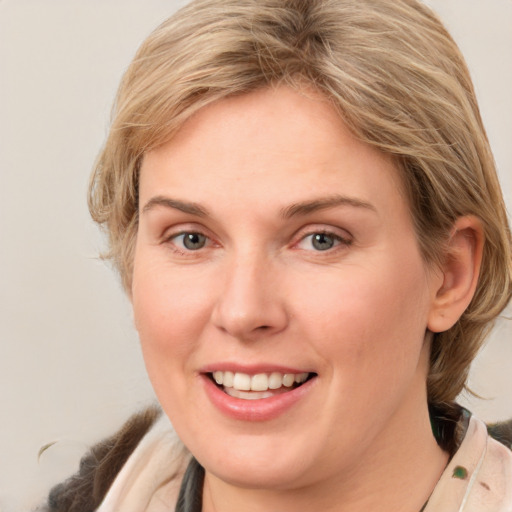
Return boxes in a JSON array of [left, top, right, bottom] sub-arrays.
[[199, 363, 314, 375]]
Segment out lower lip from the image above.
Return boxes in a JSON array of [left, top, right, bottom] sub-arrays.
[[201, 374, 316, 422]]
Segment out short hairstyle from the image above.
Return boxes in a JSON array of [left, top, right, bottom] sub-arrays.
[[89, 0, 512, 404]]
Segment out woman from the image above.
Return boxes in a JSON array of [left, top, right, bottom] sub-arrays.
[[44, 0, 512, 511]]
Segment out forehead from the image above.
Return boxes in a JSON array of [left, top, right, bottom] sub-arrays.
[[139, 86, 408, 220]]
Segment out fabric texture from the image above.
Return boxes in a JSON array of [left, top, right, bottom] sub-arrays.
[[96, 409, 512, 512], [424, 415, 512, 511], [42, 406, 162, 512], [96, 413, 190, 512]]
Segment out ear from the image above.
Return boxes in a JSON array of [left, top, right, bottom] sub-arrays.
[[427, 216, 484, 333]]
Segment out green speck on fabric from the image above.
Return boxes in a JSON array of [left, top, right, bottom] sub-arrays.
[[452, 466, 468, 480]]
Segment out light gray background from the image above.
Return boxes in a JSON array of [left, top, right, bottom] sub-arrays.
[[0, 1, 511, 511]]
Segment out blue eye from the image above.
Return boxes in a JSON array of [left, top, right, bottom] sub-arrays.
[[310, 233, 336, 251], [298, 232, 350, 251], [173, 232, 207, 250]]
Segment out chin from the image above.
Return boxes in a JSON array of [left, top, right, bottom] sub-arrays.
[[205, 456, 310, 490], [187, 429, 331, 491]]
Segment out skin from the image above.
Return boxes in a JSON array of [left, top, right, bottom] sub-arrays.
[[132, 86, 481, 511]]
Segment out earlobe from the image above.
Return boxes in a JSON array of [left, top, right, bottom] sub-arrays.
[[427, 216, 484, 333]]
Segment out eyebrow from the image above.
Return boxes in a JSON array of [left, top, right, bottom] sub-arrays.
[[141, 196, 209, 217], [141, 194, 376, 218], [280, 194, 377, 218]]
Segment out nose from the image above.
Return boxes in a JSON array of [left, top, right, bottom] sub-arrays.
[[211, 250, 289, 341]]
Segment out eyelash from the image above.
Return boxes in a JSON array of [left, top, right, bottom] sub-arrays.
[[164, 228, 352, 255]]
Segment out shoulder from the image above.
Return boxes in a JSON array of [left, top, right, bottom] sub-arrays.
[[474, 417, 512, 508], [426, 412, 512, 511], [488, 418, 512, 450], [41, 405, 162, 512]]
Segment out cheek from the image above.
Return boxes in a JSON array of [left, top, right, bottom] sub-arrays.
[[131, 268, 206, 424], [296, 253, 431, 383], [131, 256, 213, 376]]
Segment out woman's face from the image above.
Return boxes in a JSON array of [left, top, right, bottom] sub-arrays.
[[133, 86, 442, 490]]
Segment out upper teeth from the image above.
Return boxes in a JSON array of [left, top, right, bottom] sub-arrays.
[[212, 371, 309, 391]]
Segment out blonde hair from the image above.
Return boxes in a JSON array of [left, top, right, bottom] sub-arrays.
[[89, 0, 512, 404]]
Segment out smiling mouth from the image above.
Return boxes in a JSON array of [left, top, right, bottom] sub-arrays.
[[208, 371, 316, 400]]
